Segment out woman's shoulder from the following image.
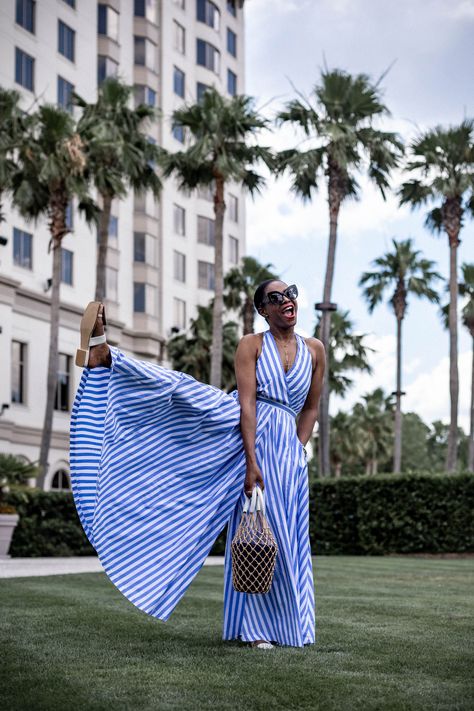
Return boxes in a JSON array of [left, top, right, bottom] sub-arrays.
[[237, 332, 265, 358]]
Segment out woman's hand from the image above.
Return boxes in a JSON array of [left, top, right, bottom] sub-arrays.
[[244, 463, 265, 496]]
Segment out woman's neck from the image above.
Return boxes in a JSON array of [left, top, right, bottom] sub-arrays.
[[269, 325, 295, 342]]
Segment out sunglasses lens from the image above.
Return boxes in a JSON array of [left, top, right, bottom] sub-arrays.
[[285, 285, 298, 300], [268, 293, 283, 305]]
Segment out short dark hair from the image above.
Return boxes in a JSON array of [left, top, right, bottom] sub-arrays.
[[253, 279, 280, 311]]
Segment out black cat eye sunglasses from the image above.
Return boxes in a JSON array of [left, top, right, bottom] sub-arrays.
[[261, 284, 298, 306]]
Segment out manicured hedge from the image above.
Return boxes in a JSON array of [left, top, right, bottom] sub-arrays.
[[6, 473, 474, 557], [310, 472, 474, 555], [6, 490, 95, 557]]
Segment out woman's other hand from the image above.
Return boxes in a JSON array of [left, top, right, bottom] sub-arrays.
[[244, 463, 265, 496]]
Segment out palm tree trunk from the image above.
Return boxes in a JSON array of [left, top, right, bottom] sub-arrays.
[[37, 231, 63, 488], [446, 234, 459, 472], [318, 191, 341, 477], [95, 193, 112, 302], [393, 317, 403, 473], [243, 297, 254, 335], [468, 335, 474, 472], [210, 177, 225, 389]]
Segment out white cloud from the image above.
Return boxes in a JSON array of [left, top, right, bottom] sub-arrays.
[[405, 350, 471, 431], [331, 332, 471, 432]]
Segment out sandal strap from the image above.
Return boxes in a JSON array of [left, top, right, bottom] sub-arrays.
[[89, 334, 107, 347]]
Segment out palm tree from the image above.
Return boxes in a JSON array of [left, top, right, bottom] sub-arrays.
[[359, 238, 442, 473], [0, 88, 25, 225], [167, 304, 239, 391], [399, 120, 474, 472], [12, 105, 96, 488], [440, 263, 474, 471], [329, 410, 365, 478], [161, 87, 272, 388], [314, 308, 374, 397], [277, 68, 403, 477], [351, 388, 394, 475], [75, 77, 162, 301], [224, 256, 279, 334]]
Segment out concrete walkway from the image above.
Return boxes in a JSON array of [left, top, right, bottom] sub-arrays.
[[0, 555, 225, 579]]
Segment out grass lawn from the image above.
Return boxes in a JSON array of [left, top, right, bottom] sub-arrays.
[[1, 556, 473, 711]]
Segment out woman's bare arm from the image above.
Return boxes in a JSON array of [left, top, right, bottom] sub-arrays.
[[234, 334, 265, 493], [297, 338, 326, 446]]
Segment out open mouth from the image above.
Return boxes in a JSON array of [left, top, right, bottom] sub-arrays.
[[281, 304, 295, 318]]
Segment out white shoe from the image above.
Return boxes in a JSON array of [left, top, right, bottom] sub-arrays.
[[252, 641, 274, 649]]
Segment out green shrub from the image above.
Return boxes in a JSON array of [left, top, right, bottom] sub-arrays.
[[311, 472, 474, 555], [5, 473, 474, 557], [5, 490, 95, 557]]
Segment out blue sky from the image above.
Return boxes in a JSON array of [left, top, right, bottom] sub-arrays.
[[243, 0, 474, 430]]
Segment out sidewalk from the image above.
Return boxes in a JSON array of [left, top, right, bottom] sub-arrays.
[[0, 555, 225, 579]]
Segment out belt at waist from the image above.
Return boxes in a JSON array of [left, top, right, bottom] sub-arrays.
[[256, 395, 297, 418]]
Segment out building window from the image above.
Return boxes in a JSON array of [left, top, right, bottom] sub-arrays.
[[98, 55, 118, 84], [227, 0, 236, 16], [227, 69, 237, 96], [98, 4, 119, 42], [227, 27, 237, 57], [58, 20, 75, 62], [197, 0, 220, 30], [11, 341, 27, 404], [13, 228, 33, 269], [229, 235, 239, 264], [134, 36, 157, 72], [173, 21, 185, 54], [15, 48, 34, 91], [228, 193, 238, 222], [16, 0, 35, 34], [173, 66, 185, 98], [134, 232, 156, 264], [173, 204, 186, 235], [134, 0, 157, 23], [173, 298, 186, 330], [196, 39, 220, 74], [197, 183, 214, 201], [58, 76, 74, 113], [62, 0, 75, 6], [105, 267, 118, 302], [197, 82, 211, 102], [51, 469, 70, 490], [172, 123, 185, 143], [55, 354, 71, 412], [134, 232, 146, 262], [134, 282, 145, 312], [60, 248, 73, 285], [173, 0, 185, 8], [133, 283, 156, 315], [134, 85, 156, 107], [198, 260, 215, 290], [65, 201, 74, 230], [108, 215, 118, 239], [197, 216, 215, 246], [174, 250, 186, 282]]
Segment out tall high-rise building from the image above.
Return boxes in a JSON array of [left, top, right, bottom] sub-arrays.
[[0, 0, 246, 490]]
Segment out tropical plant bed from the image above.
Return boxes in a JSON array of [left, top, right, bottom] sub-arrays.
[[1, 557, 472, 711]]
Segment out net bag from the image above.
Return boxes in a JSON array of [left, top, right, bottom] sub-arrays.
[[231, 487, 278, 594]]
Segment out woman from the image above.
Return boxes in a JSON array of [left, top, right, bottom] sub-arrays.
[[70, 280, 325, 648]]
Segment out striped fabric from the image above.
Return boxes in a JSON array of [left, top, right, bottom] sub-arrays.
[[70, 330, 315, 647]]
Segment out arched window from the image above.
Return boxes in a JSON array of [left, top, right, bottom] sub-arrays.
[[51, 469, 70, 491]]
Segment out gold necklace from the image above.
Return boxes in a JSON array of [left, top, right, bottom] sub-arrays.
[[274, 334, 295, 372]]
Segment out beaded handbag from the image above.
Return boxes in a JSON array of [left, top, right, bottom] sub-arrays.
[[231, 487, 278, 594]]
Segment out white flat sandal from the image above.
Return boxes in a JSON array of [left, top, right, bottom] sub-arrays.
[[252, 641, 274, 649], [75, 302, 107, 368]]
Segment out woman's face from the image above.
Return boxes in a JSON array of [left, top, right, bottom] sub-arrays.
[[260, 281, 298, 328]]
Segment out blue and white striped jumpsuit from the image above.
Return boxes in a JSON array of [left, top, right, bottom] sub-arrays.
[[69, 329, 315, 647]]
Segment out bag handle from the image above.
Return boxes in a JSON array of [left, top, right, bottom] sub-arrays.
[[243, 486, 266, 515]]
